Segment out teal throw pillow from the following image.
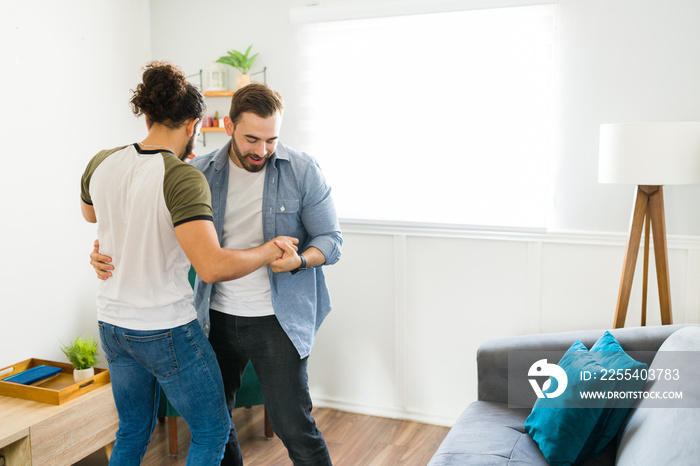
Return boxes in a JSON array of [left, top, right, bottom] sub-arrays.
[[586, 331, 648, 457], [525, 332, 649, 465], [525, 340, 610, 466]]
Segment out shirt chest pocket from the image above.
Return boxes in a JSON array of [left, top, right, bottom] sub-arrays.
[[275, 199, 300, 215], [274, 199, 303, 236]]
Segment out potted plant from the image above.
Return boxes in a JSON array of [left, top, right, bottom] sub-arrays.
[[61, 335, 99, 383], [216, 45, 259, 89]]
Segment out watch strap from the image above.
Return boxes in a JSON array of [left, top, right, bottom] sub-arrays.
[[290, 253, 307, 275]]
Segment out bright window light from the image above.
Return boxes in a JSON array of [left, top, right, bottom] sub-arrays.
[[297, 4, 556, 230]]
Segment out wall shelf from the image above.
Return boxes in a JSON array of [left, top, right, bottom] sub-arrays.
[[203, 91, 235, 98], [188, 67, 267, 146]]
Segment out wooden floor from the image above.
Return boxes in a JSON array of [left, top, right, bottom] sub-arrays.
[[75, 405, 449, 465]]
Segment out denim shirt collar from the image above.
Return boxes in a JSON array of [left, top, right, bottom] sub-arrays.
[[211, 140, 231, 171]]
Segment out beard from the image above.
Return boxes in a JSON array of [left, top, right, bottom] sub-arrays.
[[178, 132, 197, 161], [231, 136, 272, 173]]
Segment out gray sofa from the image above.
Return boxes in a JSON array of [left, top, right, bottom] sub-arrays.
[[429, 324, 700, 465]]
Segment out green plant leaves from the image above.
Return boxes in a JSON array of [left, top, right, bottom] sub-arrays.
[[61, 335, 99, 370], [215, 44, 258, 74]]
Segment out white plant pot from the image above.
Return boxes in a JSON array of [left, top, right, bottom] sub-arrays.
[[73, 367, 95, 383]]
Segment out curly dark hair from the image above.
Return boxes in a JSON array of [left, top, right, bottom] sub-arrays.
[[130, 61, 205, 129], [228, 82, 284, 126]]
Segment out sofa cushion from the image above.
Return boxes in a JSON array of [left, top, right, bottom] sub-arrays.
[[428, 401, 548, 465], [616, 326, 700, 465]]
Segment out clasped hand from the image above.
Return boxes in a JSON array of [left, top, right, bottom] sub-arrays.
[[269, 237, 303, 273]]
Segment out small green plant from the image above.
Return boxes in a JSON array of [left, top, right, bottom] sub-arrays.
[[216, 45, 259, 75], [61, 335, 99, 370]]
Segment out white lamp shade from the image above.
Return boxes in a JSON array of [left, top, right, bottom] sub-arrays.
[[599, 122, 700, 185]]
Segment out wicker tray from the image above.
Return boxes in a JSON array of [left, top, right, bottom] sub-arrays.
[[0, 358, 110, 405]]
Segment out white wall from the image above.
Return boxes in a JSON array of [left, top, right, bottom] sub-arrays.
[[552, 0, 700, 234], [0, 0, 151, 367], [3, 0, 700, 429]]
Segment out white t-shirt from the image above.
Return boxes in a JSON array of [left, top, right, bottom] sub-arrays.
[[210, 158, 274, 316], [81, 144, 213, 330]]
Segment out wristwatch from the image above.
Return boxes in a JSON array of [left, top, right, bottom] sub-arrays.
[[291, 253, 307, 275]]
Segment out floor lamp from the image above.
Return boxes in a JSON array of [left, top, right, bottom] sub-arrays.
[[599, 122, 700, 328]]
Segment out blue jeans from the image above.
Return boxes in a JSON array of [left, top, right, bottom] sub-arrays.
[[208, 311, 332, 466], [99, 320, 230, 465]]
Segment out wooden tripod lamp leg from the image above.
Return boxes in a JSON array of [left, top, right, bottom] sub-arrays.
[[613, 187, 649, 329], [613, 185, 673, 329], [648, 187, 673, 325], [641, 210, 651, 326]]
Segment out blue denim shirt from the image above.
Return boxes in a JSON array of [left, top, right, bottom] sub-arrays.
[[190, 141, 342, 358]]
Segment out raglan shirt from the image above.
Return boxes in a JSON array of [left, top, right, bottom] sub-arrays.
[[81, 144, 213, 330]]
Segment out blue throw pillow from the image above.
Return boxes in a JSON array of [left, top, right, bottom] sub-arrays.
[[586, 331, 648, 457], [525, 332, 649, 465], [525, 340, 610, 466]]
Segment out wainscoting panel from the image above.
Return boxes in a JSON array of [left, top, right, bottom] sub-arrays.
[[309, 233, 398, 410], [402, 236, 531, 422]]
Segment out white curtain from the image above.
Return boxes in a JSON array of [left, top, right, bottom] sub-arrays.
[[296, 3, 557, 230]]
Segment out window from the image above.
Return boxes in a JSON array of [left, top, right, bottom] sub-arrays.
[[295, 2, 557, 230]]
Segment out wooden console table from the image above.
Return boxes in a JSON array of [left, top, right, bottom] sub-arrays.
[[0, 384, 118, 464]]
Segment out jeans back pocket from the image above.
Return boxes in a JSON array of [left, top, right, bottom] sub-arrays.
[[124, 331, 179, 378]]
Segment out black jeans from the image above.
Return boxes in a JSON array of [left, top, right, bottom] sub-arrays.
[[209, 311, 332, 466]]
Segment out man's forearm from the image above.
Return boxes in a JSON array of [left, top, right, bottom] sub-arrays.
[[205, 242, 280, 283], [90, 235, 294, 282], [175, 220, 288, 284], [300, 246, 326, 268]]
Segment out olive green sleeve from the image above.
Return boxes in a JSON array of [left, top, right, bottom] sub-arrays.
[[81, 145, 129, 204], [162, 154, 214, 227]]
